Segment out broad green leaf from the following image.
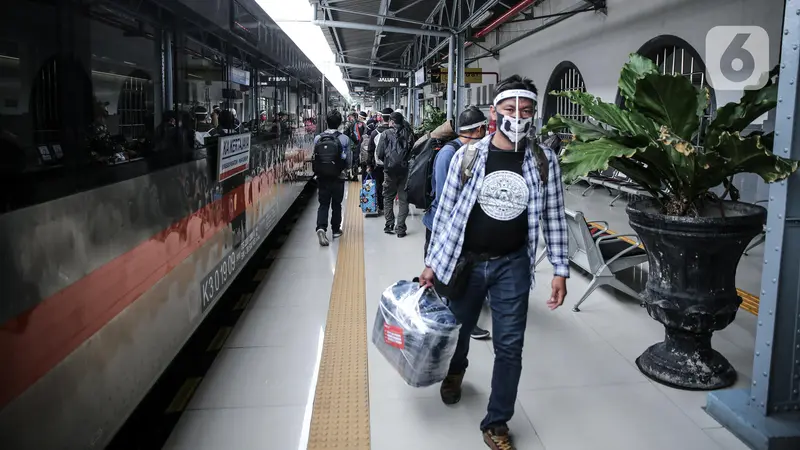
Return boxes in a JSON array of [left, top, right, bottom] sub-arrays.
[[608, 152, 665, 199], [618, 53, 660, 107], [656, 126, 700, 192], [632, 73, 703, 140], [559, 138, 639, 183], [708, 82, 778, 144], [552, 90, 660, 139], [542, 115, 615, 142], [715, 131, 798, 183]]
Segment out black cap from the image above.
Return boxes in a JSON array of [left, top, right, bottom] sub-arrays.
[[381, 107, 394, 117], [390, 111, 404, 124], [359, 111, 368, 118], [458, 106, 487, 131]]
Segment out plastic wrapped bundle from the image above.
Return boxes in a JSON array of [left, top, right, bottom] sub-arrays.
[[371, 280, 461, 387]]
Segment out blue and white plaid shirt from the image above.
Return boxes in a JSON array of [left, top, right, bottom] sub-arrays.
[[423, 134, 570, 288]]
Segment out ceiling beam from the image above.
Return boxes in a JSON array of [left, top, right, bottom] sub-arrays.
[[337, 62, 412, 73], [321, 5, 453, 31], [311, 19, 451, 37], [369, 0, 391, 79]]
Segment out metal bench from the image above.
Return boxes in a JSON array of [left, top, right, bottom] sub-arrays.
[[535, 209, 648, 312]]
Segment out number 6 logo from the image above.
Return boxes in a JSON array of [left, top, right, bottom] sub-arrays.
[[706, 26, 770, 91]]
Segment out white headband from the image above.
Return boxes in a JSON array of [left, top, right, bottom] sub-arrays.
[[493, 89, 538, 106], [459, 120, 488, 131]]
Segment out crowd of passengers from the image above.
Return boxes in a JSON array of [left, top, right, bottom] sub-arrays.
[[311, 75, 571, 450]]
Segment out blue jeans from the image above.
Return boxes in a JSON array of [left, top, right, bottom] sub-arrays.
[[446, 248, 531, 430]]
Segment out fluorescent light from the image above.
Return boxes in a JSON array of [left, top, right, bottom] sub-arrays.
[[255, 0, 352, 103]]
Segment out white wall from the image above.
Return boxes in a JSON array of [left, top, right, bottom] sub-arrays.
[[464, 0, 784, 203], [468, 0, 784, 118]]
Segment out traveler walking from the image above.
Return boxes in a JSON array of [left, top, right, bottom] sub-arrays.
[[422, 106, 491, 341], [376, 111, 413, 237], [368, 108, 393, 215], [419, 76, 570, 450], [312, 110, 351, 247]]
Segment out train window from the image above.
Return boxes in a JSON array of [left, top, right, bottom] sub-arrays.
[[176, 34, 227, 150], [543, 61, 588, 142], [86, 8, 159, 165]]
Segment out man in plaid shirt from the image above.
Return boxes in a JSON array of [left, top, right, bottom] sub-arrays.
[[419, 75, 569, 450]]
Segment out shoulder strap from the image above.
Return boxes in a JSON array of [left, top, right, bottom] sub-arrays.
[[460, 143, 479, 185]]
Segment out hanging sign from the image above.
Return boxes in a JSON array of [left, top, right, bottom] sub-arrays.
[[437, 68, 483, 84], [369, 77, 408, 88], [229, 67, 251, 86], [218, 134, 251, 181], [414, 68, 425, 86], [354, 86, 365, 92]]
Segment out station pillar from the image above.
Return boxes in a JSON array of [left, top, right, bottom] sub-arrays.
[[706, 1, 800, 448]]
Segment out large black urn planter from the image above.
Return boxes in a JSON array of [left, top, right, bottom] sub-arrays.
[[626, 199, 766, 390]]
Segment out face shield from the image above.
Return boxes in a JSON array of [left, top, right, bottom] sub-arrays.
[[493, 89, 538, 152], [458, 119, 488, 141]]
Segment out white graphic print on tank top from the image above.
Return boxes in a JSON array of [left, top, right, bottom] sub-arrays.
[[478, 170, 530, 221]]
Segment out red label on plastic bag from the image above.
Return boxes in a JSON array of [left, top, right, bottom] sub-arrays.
[[383, 325, 405, 349]]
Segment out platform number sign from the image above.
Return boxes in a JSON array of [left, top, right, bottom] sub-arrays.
[[706, 26, 770, 91]]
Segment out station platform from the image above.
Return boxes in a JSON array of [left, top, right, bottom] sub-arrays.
[[162, 181, 759, 450]]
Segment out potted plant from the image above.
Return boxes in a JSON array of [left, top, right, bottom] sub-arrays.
[[543, 53, 799, 390], [414, 104, 447, 138]]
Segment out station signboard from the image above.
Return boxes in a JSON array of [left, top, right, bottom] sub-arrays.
[[229, 67, 251, 86], [217, 134, 251, 181], [353, 86, 365, 92], [369, 77, 408, 88], [436, 68, 483, 84]]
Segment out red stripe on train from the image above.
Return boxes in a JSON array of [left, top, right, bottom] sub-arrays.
[[0, 152, 303, 408]]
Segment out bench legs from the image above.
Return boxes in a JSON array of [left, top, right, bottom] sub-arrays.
[[572, 275, 643, 312], [609, 193, 623, 207], [581, 185, 594, 196]]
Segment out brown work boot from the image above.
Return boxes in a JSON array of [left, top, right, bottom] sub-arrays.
[[483, 424, 515, 450], [440, 372, 465, 405]]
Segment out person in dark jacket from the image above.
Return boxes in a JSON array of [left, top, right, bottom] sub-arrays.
[[376, 111, 412, 237], [314, 110, 351, 247], [368, 107, 393, 215]]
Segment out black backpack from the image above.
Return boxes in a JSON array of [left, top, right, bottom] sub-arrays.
[[383, 126, 413, 177], [405, 137, 460, 210], [313, 132, 344, 178]]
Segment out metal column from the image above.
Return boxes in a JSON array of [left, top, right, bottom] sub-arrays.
[[394, 87, 399, 110], [446, 36, 455, 122], [455, 32, 466, 129], [321, 78, 327, 125], [705, 1, 800, 448], [407, 74, 413, 123]]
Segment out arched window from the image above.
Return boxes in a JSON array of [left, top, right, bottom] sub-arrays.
[[620, 35, 716, 144], [543, 61, 587, 141], [117, 69, 154, 140]]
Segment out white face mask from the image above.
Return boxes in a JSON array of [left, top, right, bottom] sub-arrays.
[[497, 113, 532, 145]]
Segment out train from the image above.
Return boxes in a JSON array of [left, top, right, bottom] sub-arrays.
[[0, 0, 327, 448]]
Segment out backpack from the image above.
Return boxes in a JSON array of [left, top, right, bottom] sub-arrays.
[[461, 141, 550, 187], [359, 134, 371, 166], [313, 132, 344, 178], [383, 126, 413, 177], [405, 137, 461, 210]]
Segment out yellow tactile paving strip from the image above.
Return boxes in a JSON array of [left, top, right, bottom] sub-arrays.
[[588, 222, 760, 315], [307, 182, 371, 449]]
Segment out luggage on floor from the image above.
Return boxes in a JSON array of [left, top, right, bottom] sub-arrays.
[[360, 175, 379, 215], [371, 280, 461, 388]]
